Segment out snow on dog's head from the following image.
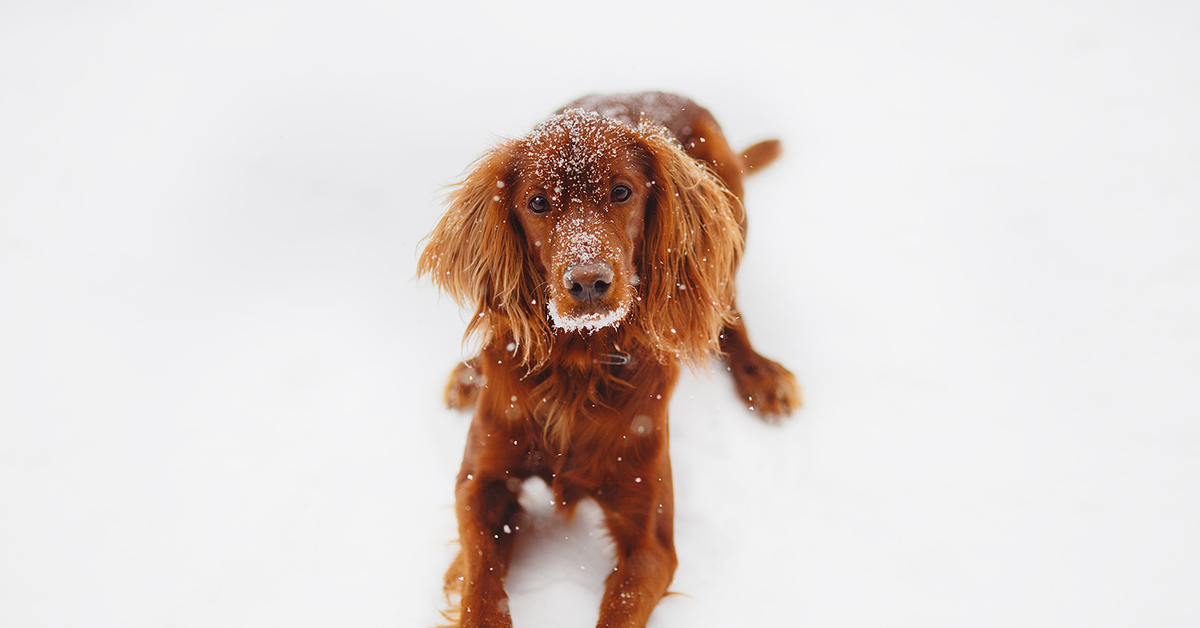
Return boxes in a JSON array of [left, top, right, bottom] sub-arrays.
[[512, 110, 648, 334]]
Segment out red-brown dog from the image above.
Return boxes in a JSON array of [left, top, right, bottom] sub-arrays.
[[419, 92, 800, 627]]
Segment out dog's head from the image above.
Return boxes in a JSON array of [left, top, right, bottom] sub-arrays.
[[419, 109, 743, 367]]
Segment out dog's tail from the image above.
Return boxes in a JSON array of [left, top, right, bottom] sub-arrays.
[[740, 139, 782, 174]]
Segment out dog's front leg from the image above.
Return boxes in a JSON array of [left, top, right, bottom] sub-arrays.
[[444, 416, 525, 628], [593, 453, 678, 628]]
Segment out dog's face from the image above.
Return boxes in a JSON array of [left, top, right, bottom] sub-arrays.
[[418, 107, 744, 367], [509, 110, 652, 332]]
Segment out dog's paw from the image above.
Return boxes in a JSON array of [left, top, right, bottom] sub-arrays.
[[727, 352, 802, 419], [444, 359, 483, 411]]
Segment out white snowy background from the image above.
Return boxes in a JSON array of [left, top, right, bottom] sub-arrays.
[[2, 1, 1197, 626]]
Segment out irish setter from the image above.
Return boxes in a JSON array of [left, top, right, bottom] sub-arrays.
[[418, 92, 801, 627]]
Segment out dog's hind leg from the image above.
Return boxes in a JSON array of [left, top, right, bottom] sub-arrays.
[[444, 358, 483, 411], [720, 308, 802, 419]]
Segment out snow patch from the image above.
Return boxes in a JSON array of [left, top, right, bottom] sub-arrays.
[[547, 300, 629, 333], [553, 216, 603, 266]]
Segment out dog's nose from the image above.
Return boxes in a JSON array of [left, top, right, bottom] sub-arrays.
[[563, 261, 614, 303]]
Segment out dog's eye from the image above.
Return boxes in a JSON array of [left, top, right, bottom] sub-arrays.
[[611, 185, 632, 204], [528, 195, 550, 214]]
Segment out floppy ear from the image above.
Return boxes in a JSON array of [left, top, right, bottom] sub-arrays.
[[418, 142, 551, 366], [636, 130, 745, 365]]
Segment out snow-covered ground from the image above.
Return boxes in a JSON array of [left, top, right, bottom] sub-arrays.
[[2, 2, 1197, 626]]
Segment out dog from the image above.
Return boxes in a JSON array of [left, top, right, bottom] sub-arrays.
[[418, 92, 800, 627]]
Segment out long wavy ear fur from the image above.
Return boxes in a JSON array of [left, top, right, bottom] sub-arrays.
[[417, 143, 551, 366], [636, 131, 745, 365]]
